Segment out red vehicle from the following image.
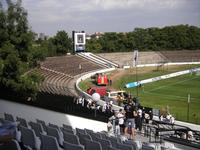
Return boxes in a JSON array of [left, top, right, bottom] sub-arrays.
[[96, 73, 108, 85], [87, 87, 107, 97]]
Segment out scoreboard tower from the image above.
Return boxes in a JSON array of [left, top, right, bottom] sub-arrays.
[[72, 31, 86, 53]]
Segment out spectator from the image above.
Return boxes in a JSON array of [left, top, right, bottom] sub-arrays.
[[117, 109, 125, 134], [109, 111, 120, 136], [181, 132, 187, 139], [102, 103, 107, 112], [159, 115, 164, 121], [124, 100, 137, 139], [136, 108, 143, 132], [170, 116, 175, 124], [144, 113, 150, 124], [107, 120, 113, 135], [188, 131, 195, 141], [109, 79, 112, 86], [142, 108, 145, 123]]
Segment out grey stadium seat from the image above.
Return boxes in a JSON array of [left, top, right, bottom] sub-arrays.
[[89, 132, 101, 141], [36, 119, 47, 133], [40, 134, 63, 150], [4, 113, 15, 122], [77, 132, 92, 146], [124, 140, 141, 150], [117, 143, 133, 150], [0, 139, 21, 150], [84, 139, 102, 150], [49, 123, 63, 137], [16, 117, 28, 128], [29, 121, 46, 138], [20, 126, 41, 150], [63, 131, 80, 145], [106, 136, 118, 148], [76, 128, 86, 135], [46, 125, 64, 146], [108, 146, 120, 150], [61, 127, 74, 134], [63, 141, 85, 150], [84, 128, 93, 135], [63, 124, 73, 131], [96, 138, 111, 150]]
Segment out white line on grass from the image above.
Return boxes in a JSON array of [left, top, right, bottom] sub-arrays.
[[144, 75, 200, 101]]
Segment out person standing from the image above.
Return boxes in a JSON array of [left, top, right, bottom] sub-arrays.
[[117, 109, 125, 134], [124, 100, 137, 139], [136, 108, 143, 132]]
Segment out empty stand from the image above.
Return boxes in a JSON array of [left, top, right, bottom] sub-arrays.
[[37, 55, 104, 96], [41, 55, 103, 76], [97, 52, 165, 66], [37, 68, 73, 96], [159, 50, 200, 62], [97, 50, 200, 66], [77, 52, 119, 68]]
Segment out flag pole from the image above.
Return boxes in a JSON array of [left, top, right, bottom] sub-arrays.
[[133, 50, 139, 97]]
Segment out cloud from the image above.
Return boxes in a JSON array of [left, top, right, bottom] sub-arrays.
[[69, 0, 185, 12], [22, 0, 200, 35]]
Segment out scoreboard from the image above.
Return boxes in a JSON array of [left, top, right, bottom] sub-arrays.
[[72, 31, 86, 53]]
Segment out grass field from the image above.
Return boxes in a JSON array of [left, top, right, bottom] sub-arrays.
[[113, 66, 200, 124], [79, 65, 200, 124]]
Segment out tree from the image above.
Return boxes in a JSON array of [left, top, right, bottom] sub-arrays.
[[86, 25, 200, 52], [0, 0, 34, 62], [86, 39, 102, 53], [0, 9, 8, 48], [52, 30, 72, 54], [0, 0, 40, 101]]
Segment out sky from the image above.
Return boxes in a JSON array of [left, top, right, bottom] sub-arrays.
[[21, 0, 200, 36]]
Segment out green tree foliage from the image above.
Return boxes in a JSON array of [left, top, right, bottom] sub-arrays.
[[1, 0, 34, 62], [51, 30, 72, 54], [31, 30, 72, 58], [86, 25, 200, 53], [86, 38, 102, 53], [0, 0, 41, 101]]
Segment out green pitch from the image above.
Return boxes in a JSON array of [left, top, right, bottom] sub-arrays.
[[116, 72, 200, 124]]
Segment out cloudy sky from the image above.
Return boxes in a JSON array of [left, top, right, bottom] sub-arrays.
[[21, 0, 200, 36]]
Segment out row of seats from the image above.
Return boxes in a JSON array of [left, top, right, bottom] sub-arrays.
[[38, 68, 73, 96], [159, 50, 200, 62], [1, 113, 157, 150], [41, 55, 103, 77]]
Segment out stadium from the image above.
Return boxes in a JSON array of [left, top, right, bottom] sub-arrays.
[[1, 36, 200, 149], [1, 1, 200, 150]]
